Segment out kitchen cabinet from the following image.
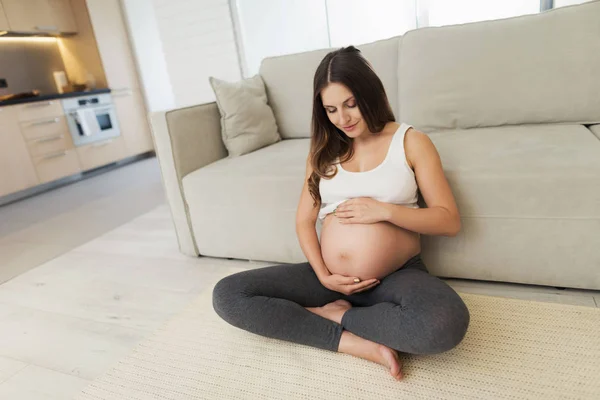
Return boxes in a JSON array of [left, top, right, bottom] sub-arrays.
[[86, 0, 154, 156], [112, 89, 154, 157], [0, 2, 9, 31], [2, 0, 77, 33], [86, 0, 139, 90], [0, 107, 39, 197], [76, 136, 126, 171], [48, 0, 78, 33], [32, 149, 81, 184], [15, 100, 64, 123], [16, 101, 82, 185]]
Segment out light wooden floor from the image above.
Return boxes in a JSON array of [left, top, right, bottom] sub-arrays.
[[0, 157, 598, 399]]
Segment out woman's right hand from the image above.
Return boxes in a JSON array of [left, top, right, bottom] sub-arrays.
[[319, 273, 380, 295]]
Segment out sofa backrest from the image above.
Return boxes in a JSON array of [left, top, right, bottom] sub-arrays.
[[260, 1, 600, 138], [398, 1, 600, 132], [259, 37, 400, 139]]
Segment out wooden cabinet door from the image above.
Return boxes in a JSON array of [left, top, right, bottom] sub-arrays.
[[0, 1, 10, 31], [0, 107, 39, 197], [2, 0, 77, 33], [76, 136, 126, 171], [48, 0, 77, 33], [112, 89, 154, 157], [86, 0, 140, 90], [2, 0, 56, 33]]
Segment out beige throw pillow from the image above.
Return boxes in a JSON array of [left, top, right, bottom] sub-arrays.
[[209, 75, 281, 157]]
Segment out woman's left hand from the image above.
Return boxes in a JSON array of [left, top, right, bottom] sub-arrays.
[[334, 197, 390, 224]]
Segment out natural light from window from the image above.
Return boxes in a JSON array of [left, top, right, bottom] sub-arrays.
[[427, 0, 540, 27]]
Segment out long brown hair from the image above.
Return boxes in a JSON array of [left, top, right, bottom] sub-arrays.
[[308, 45, 396, 207]]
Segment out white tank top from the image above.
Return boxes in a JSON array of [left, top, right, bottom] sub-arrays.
[[318, 123, 419, 221]]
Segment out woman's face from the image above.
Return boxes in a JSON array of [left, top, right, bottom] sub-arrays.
[[320, 82, 366, 138]]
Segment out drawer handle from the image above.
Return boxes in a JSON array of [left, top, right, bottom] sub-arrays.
[[27, 101, 54, 108], [36, 25, 59, 31], [92, 139, 113, 147], [42, 151, 68, 160], [30, 117, 60, 126], [34, 134, 64, 143]]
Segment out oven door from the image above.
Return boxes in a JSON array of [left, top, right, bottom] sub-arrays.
[[68, 105, 121, 147]]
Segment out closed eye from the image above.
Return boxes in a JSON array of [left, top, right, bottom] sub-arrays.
[[326, 103, 357, 113]]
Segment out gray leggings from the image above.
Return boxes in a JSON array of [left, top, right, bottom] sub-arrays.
[[212, 254, 470, 354]]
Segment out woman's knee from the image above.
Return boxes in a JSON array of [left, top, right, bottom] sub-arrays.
[[417, 297, 470, 354], [212, 274, 247, 322]]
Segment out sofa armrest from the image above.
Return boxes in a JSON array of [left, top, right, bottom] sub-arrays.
[[149, 102, 228, 256]]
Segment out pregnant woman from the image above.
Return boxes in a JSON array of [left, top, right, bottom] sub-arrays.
[[213, 46, 470, 381]]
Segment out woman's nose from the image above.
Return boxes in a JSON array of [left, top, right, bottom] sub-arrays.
[[338, 109, 350, 124]]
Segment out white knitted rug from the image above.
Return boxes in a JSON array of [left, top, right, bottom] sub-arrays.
[[77, 275, 600, 400]]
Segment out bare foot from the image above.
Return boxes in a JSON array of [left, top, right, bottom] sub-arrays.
[[306, 302, 403, 380], [377, 343, 403, 381], [339, 331, 403, 381], [305, 299, 352, 324]]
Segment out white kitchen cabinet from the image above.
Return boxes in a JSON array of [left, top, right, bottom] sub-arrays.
[[0, 1, 10, 31], [112, 88, 154, 157], [0, 106, 40, 197], [2, 0, 77, 33]]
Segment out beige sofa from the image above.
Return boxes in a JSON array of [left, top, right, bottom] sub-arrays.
[[150, 2, 600, 290]]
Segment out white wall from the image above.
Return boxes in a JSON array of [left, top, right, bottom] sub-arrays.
[[121, 0, 242, 110], [232, 0, 330, 77], [120, 0, 175, 112], [151, 0, 241, 108]]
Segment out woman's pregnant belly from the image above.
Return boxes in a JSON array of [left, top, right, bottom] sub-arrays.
[[319, 213, 421, 281]]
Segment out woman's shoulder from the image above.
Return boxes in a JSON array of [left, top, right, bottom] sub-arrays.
[[402, 125, 435, 169]]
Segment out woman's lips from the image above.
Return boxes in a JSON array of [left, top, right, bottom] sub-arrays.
[[343, 122, 358, 131]]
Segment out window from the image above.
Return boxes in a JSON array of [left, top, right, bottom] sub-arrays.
[[554, 0, 593, 8], [326, 0, 417, 47], [427, 0, 540, 27]]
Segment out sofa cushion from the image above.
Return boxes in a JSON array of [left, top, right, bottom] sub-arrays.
[[182, 125, 600, 288], [259, 37, 401, 139], [398, 1, 600, 132], [428, 124, 600, 218], [182, 138, 312, 262], [209, 75, 281, 157], [590, 124, 600, 140], [420, 124, 600, 288]]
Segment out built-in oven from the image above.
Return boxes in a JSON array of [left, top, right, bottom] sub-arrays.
[[62, 93, 121, 147]]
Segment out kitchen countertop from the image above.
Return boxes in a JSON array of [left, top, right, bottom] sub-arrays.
[[0, 88, 112, 107]]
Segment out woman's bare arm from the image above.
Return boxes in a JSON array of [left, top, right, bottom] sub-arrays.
[[382, 129, 461, 236], [295, 155, 331, 280]]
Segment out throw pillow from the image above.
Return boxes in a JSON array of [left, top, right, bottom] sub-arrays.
[[209, 75, 281, 157]]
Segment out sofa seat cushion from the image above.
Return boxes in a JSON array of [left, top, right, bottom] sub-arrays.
[[181, 124, 600, 288], [182, 138, 311, 262], [428, 124, 600, 219]]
